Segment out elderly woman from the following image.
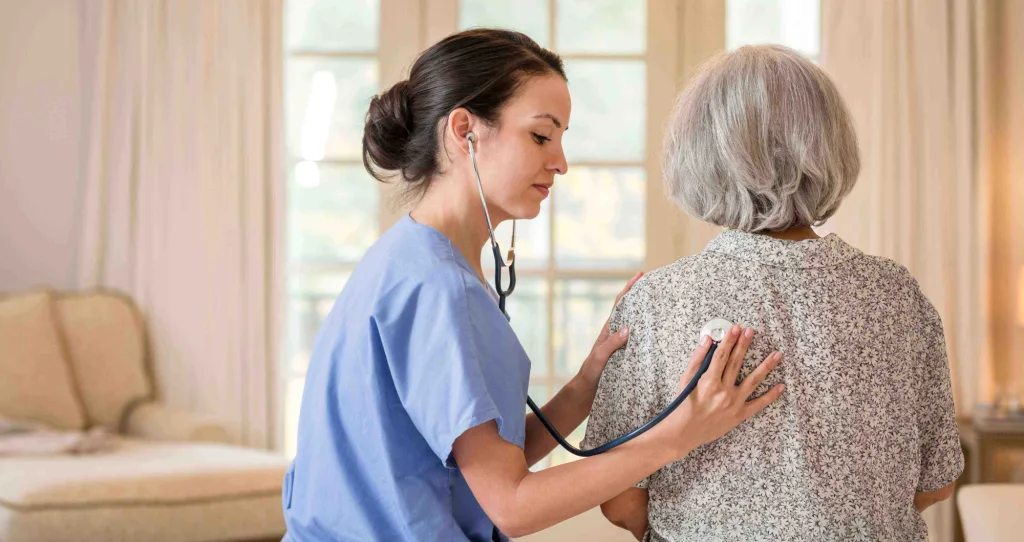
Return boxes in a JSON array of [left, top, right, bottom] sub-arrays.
[[582, 45, 963, 541]]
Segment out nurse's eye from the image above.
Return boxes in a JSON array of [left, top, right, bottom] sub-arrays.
[[531, 133, 550, 145]]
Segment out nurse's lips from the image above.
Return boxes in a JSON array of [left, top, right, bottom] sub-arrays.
[[533, 184, 551, 197]]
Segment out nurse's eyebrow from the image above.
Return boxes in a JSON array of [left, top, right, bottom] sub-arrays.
[[533, 113, 566, 130]]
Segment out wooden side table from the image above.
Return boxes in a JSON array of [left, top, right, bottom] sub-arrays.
[[959, 416, 1024, 483], [954, 416, 1024, 542]]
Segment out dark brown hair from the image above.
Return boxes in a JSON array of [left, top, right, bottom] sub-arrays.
[[362, 28, 565, 192]]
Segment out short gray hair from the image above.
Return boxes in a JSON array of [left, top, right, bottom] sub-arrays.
[[663, 45, 860, 232]]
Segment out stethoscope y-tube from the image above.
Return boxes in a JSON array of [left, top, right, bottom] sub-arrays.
[[467, 130, 729, 457], [467, 132, 516, 315]]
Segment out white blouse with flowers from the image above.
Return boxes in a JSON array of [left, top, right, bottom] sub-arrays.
[[582, 229, 964, 542]]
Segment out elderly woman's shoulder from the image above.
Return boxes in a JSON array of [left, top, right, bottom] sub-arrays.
[[852, 253, 942, 317], [856, 254, 922, 288]]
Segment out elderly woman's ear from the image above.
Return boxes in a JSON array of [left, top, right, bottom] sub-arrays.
[[663, 44, 860, 233]]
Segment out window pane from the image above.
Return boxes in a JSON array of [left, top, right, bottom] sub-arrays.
[[286, 271, 350, 374], [285, 376, 305, 459], [504, 276, 548, 371], [556, 0, 645, 54], [553, 278, 628, 377], [726, 0, 820, 57], [286, 58, 378, 161], [287, 0, 380, 52], [563, 60, 645, 162], [481, 198, 550, 270], [528, 382, 550, 406], [555, 167, 645, 269], [288, 163, 379, 265], [459, 0, 551, 48]]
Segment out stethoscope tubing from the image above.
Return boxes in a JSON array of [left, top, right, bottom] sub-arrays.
[[526, 342, 718, 456]]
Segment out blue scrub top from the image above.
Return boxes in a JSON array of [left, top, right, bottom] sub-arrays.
[[282, 215, 532, 542]]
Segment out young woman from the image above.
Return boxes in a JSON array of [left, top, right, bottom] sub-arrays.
[[282, 29, 785, 542]]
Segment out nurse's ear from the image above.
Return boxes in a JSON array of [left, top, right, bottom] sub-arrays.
[[446, 107, 479, 156]]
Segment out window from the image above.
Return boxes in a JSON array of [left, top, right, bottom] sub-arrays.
[[283, 0, 382, 459], [726, 0, 820, 60]]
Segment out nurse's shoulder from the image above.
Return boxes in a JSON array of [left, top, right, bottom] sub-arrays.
[[354, 216, 487, 320]]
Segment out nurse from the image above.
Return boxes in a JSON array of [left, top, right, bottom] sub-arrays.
[[282, 28, 785, 541]]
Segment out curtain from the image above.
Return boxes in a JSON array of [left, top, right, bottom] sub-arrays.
[[76, 0, 284, 449], [821, 0, 1024, 540]]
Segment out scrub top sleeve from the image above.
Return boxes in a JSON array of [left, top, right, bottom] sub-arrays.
[[376, 266, 506, 469], [581, 279, 659, 489], [911, 283, 965, 492]]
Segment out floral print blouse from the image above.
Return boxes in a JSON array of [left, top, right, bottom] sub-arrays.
[[582, 229, 964, 542]]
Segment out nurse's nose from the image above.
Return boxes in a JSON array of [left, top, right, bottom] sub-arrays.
[[548, 147, 568, 175]]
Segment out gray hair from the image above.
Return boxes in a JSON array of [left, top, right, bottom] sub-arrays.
[[663, 45, 860, 232]]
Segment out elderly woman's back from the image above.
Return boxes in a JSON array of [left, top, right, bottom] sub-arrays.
[[583, 232, 962, 541], [582, 45, 962, 542]]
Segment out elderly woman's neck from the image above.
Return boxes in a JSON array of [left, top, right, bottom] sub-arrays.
[[758, 227, 821, 242]]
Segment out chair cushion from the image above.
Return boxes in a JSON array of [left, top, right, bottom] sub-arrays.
[[53, 292, 152, 429], [0, 291, 86, 430], [0, 493, 284, 542], [0, 439, 288, 509], [0, 439, 288, 542]]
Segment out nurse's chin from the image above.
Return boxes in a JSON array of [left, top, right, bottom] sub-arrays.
[[509, 200, 544, 220]]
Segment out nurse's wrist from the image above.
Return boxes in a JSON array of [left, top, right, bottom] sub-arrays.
[[569, 370, 600, 397], [645, 422, 697, 462], [574, 360, 605, 390]]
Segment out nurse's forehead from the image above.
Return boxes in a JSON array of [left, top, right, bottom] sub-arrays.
[[505, 75, 571, 123]]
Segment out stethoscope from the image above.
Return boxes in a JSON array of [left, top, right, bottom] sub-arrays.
[[467, 131, 728, 457]]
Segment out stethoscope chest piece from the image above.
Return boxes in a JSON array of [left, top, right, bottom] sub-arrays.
[[701, 318, 735, 343]]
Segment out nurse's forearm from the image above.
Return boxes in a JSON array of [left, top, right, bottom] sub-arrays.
[[454, 419, 691, 539], [523, 376, 595, 466], [510, 427, 684, 537]]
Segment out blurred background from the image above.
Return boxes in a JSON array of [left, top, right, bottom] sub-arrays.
[[1, 1, 1022, 541]]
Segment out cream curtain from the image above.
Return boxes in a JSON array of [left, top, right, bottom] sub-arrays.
[[821, 0, 1024, 426], [76, 0, 283, 449], [821, 0, 1024, 540]]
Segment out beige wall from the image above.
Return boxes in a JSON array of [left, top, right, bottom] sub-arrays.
[[0, 0, 83, 292]]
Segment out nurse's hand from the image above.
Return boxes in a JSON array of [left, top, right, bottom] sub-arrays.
[[662, 324, 784, 456], [576, 271, 644, 388]]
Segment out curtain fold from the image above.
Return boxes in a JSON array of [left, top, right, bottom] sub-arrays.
[[76, 0, 283, 449]]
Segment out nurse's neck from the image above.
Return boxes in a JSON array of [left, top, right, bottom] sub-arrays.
[[409, 175, 496, 284]]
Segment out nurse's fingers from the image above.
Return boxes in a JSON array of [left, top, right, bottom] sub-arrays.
[[677, 334, 713, 393], [739, 351, 783, 399], [706, 325, 742, 379], [722, 327, 755, 385], [743, 382, 786, 419], [613, 271, 644, 307], [594, 326, 630, 361], [597, 271, 644, 342]]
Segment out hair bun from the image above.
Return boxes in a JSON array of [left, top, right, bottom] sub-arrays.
[[362, 80, 413, 173]]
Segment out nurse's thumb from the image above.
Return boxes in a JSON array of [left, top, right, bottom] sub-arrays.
[[597, 326, 630, 360]]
